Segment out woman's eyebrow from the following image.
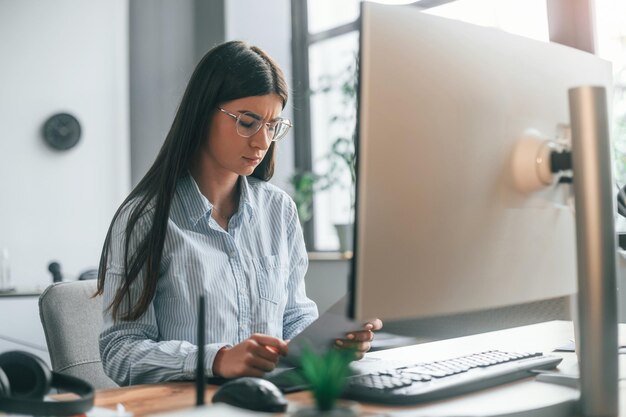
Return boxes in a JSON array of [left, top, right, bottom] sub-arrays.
[[237, 109, 283, 122], [236, 109, 262, 120]]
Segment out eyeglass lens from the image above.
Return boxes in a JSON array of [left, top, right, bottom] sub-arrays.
[[236, 112, 290, 141]]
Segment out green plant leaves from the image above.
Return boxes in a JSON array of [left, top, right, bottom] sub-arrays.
[[290, 171, 321, 224], [297, 347, 355, 411]]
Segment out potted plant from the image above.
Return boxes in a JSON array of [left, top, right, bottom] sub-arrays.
[[290, 58, 358, 253], [291, 170, 322, 225], [322, 135, 356, 253], [292, 347, 359, 417]]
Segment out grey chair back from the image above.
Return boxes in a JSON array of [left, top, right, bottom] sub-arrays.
[[38, 280, 117, 389]]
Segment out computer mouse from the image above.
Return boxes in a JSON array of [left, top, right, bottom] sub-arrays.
[[211, 377, 288, 413]]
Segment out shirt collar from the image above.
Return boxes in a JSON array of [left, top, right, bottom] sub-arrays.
[[178, 174, 211, 226], [179, 174, 257, 226], [238, 176, 256, 221]]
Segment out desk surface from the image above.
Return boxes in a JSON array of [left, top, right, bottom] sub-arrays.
[[89, 321, 620, 417]]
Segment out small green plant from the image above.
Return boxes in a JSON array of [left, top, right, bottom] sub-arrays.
[[290, 57, 358, 227], [290, 170, 320, 224], [317, 58, 358, 217], [298, 347, 355, 412]]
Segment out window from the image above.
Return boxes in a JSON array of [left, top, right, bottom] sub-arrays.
[[595, 0, 626, 184], [307, 0, 360, 33], [290, 0, 361, 251], [309, 31, 359, 249], [595, 0, 626, 229]]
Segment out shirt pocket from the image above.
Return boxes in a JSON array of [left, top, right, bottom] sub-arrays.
[[252, 255, 287, 305]]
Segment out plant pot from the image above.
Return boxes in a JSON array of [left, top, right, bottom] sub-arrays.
[[292, 400, 360, 417], [334, 223, 354, 253]]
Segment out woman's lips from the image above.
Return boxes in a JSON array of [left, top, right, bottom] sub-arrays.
[[243, 156, 262, 165]]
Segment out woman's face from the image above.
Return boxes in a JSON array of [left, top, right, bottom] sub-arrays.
[[202, 94, 283, 179]]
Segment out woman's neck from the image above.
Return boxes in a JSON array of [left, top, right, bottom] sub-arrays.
[[190, 164, 240, 216]]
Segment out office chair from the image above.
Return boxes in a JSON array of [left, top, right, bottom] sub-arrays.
[[38, 280, 117, 389]]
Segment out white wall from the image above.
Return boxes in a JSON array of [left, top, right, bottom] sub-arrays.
[[0, 0, 130, 289]]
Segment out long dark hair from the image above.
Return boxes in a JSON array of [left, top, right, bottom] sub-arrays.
[[96, 41, 289, 321]]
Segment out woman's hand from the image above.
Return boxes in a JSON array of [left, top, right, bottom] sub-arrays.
[[335, 318, 383, 360], [212, 333, 288, 378]]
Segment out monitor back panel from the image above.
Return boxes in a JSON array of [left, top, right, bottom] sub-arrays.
[[352, 3, 612, 321]]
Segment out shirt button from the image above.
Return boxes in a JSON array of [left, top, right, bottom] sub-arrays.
[[230, 251, 236, 257]]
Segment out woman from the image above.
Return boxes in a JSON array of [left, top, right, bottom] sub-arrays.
[[96, 41, 381, 386]]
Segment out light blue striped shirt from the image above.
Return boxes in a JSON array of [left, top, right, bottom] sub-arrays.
[[99, 174, 318, 386]]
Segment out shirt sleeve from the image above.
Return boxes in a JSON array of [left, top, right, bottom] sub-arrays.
[[282, 198, 319, 340], [99, 205, 230, 386]]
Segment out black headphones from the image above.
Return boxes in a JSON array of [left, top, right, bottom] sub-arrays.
[[0, 351, 95, 416]]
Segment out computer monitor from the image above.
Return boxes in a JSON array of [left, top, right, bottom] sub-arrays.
[[349, 2, 612, 322]]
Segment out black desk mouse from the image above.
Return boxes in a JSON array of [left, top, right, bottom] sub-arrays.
[[211, 377, 288, 412]]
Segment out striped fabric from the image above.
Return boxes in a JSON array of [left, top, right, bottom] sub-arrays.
[[99, 174, 319, 386]]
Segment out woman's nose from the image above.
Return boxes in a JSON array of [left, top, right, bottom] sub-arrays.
[[249, 125, 272, 149]]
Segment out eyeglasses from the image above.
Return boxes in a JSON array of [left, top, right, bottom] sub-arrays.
[[217, 107, 292, 142]]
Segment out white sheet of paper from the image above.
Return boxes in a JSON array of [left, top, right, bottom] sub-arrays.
[[281, 294, 366, 366]]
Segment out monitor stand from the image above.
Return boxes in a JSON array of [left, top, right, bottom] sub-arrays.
[[568, 86, 619, 417]]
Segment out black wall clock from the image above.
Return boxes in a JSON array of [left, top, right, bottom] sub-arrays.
[[42, 113, 82, 151]]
